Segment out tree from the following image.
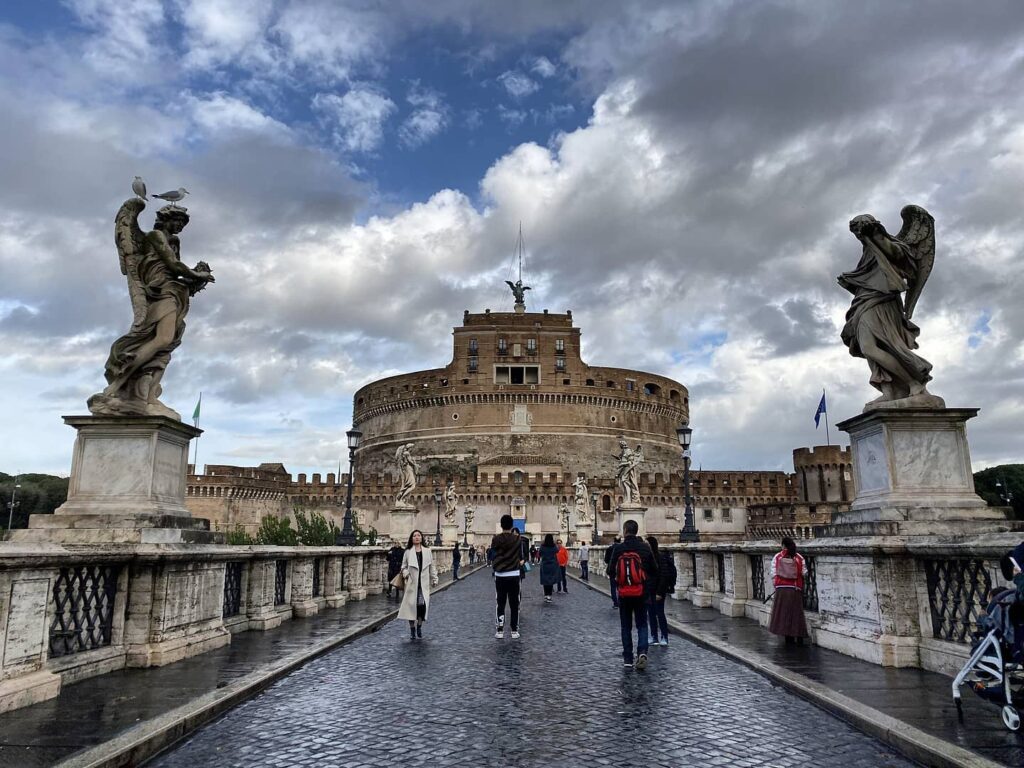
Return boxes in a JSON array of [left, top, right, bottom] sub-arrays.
[[255, 515, 298, 546], [974, 464, 1024, 520], [294, 508, 338, 546], [0, 472, 69, 529]]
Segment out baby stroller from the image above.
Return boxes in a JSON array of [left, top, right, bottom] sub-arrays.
[[952, 587, 1024, 731]]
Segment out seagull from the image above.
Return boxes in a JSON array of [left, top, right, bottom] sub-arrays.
[[153, 187, 190, 207], [132, 176, 147, 200]]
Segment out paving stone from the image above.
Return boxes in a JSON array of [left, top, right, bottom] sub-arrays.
[[151, 571, 916, 768]]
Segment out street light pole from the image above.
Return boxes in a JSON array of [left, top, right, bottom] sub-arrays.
[[5, 476, 21, 534], [676, 426, 699, 543], [433, 486, 443, 546], [996, 478, 1015, 507], [591, 491, 599, 544], [336, 429, 362, 546]]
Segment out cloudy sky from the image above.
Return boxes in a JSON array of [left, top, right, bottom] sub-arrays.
[[2, 0, 1023, 479]]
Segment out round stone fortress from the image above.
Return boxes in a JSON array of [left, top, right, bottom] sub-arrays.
[[351, 306, 692, 539]]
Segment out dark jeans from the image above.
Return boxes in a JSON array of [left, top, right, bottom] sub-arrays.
[[647, 594, 668, 641], [558, 566, 568, 592], [495, 575, 521, 632], [609, 574, 619, 606], [580, 560, 589, 580], [453, 561, 460, 579], [543, 584, 553, 597], [618, 596, 649, 663]]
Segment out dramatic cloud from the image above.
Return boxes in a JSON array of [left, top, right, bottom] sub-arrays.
[[2, 0, 1023, 479]]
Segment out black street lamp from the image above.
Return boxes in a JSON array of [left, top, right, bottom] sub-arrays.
[[590, 491, 599, 544], [336, 428, 362, 546], [996, 478, 1015, 506], [5, 476, 21, 534], [677, 425, 699, 543], [433, 486, 443, 546]]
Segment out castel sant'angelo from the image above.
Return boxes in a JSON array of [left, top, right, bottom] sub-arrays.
[[186, 282, 842, 542]]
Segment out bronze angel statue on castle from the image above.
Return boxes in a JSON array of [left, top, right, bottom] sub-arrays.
[[838, 204, 943, 411], [87, 195, 214, 419]]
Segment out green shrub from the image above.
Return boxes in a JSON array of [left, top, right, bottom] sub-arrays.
[[255, 515, 298, 546]]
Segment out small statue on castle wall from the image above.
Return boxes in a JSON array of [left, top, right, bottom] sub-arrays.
[[572, 475, 588, 522], [464, 503, 475, 530], [444, 480, 458, 523], [394, 444, 418, 506], [559, 501, 571, 530]]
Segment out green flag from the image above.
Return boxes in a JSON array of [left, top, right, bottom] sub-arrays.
[[192, 392, 202, 423]]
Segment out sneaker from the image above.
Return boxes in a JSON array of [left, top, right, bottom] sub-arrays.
[[635, 653, 648, 670], [544, 596, 552, 603], [511, 631, 521, 639], [623, 660, 634, 669], [659, 639, 668, 647], [495, 630, 504, 639]]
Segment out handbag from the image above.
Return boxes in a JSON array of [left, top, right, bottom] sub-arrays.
[[523, 561, 532, 573], [390, 572, 406, 590]]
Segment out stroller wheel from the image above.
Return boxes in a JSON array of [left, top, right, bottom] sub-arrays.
[[1001, 705, 1021, 732]]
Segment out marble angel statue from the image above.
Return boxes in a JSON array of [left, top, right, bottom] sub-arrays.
[[394, 444, 418, 505], [88, 199, 214, 418]]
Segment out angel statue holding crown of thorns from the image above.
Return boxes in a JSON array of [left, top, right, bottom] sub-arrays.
[[88, 198, 214, 419], [838, 204, 945, 412]]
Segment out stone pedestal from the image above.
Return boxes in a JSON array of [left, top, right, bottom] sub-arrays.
[[13, 415, 222, 544], [825, 408, 1015, 536], [574, 523, 594, 546], [388, 505, 419, 545], [441, 522, 460, 545], [615, 505, 647, 537]]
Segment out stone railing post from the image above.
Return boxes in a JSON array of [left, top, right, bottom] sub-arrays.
[[365, 552, 385, 595], [692, 551, 716, 607], [672, 550, 693, 600], [719, 552, 749, 617], [0, 564, 61, 712], [290, 557, 318, 617], [344, 553, 367, 600], [246, 559, 283, 631], [324, 555, 347, 608]]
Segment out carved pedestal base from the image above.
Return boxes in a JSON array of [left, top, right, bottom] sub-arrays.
[[441, 523, 460, 545], [13, 415, 223, 544], [615, 505, 648, 537], [824, 407, 1017, 536], [574, 523, 594, 546], [388, 506, 419, 545]]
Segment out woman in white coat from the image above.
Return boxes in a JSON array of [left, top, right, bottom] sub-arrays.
[[399, 530, 438, 639]]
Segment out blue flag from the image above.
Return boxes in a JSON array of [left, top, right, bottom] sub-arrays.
[[814, 391, 827, 427]]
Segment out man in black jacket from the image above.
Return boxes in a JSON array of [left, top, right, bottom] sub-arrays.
[[607, 521, 658, 669], [604, 536, 621, 608], [490, 514, 525, 639]]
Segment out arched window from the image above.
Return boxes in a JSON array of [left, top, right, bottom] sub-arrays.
[[602, 494, 612, 511], [643, 383, 661, 396], [513, 470, 524, 485]]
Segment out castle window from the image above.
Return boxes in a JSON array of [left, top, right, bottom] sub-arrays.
[[555, 339, 565, 353], [498, 338, 508, 354], [555, 357, 565, 372], [468, 338, 478, 353], [602, 495, 611, 511], [642, 382, 661, 396], [586, 378, 595, 386], [495, 365, 539, 385], [625, 379, 635, 392], [513, 471, 524, 485], [606, 381, 616, 388], [468, 356, 478, 372], [703, 509, 714, 522], [722, 508, 732, 522], [527, 338, 537, 353]]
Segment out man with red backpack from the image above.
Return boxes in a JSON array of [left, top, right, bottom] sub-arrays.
[[607, 520, 659, 669]]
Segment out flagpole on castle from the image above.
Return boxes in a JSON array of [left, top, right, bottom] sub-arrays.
[[192, 392, 202, 474], [823, 388, 831, 447]]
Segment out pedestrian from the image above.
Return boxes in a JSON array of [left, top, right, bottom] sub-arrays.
[[579, 541, 590, 581], [399, 530, 438, 640], [530, 544, 538, 564], [556, 539, 569, 593], [538, 534, 560, 603], [605, 537, 621, 607], [468, 545, 476, 566], [646, 536, 676, 646], [490, 514, 524, 639], [608, 520, 659, 669], [768, 536, 810, 646], [452, 541, 462, 580], [386, 541, 404, 598]]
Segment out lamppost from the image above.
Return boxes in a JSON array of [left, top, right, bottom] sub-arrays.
[[996, 478, 1015, 507], [462, 506, 470, 546], [561, 502, 571, 546], [5, 476, 21, 534], [336, 429, 361, 546], [677, 425, 699, 542], [591, 491, 599, 544], [433, 486, 443, 546]]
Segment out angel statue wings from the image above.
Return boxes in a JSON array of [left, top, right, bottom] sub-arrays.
[[838, 205, 944, 411], [444, 480, 458, 523], [88, 199, 214, 419], [505, 279, 531, 306]]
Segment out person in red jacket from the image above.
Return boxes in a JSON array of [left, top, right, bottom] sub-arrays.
[[555, 539, 570, 593], [768, 537, 810, 645]]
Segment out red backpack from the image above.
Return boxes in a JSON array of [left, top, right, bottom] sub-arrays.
[[615, 551, 646, 598]]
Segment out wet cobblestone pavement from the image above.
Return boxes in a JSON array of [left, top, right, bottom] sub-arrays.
[[151, 570, 917, 768]]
